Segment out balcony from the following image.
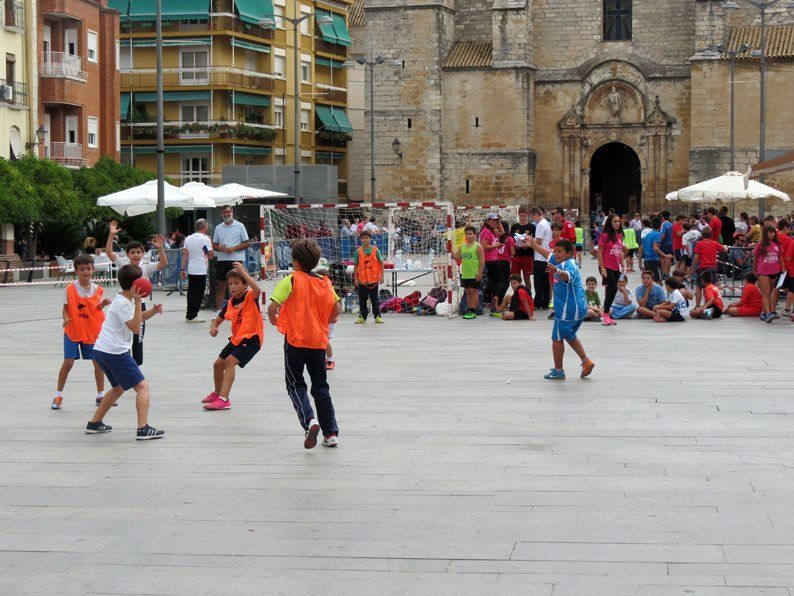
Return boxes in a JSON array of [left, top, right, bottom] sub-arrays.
[[40, 52, 87, 81], [121, 67, 275, 92], [48, 142, 87, 168], [122, 120, 278, 143], [3, 0, 24, 29], [315, 37, 347, 58], [119, 13, 274, 40], [0, 80, 28, 107], [316, 83, 347, 104]]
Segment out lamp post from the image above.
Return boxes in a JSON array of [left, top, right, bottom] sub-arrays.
[[261, 6, 333, 203], [717, 42, 749, 219], [155, 0, 165, 235], [721, 0, 794, 217]]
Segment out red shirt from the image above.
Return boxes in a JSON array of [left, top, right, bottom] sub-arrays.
[[672, 222, 684, 250], [709, 217, 722, 243], [516, 287, 533, 316], [785, 236, 794, 275], [739, 283, 763, 310], [704, 284, 725, 312], [694, 239, 722, 270], [561, 219, 576, 243]]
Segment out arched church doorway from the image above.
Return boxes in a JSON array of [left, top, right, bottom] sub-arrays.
[[589, 142, 642, 216]]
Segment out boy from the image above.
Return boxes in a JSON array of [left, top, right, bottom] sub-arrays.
[[690, 269, 725, 319], [354, 230, 384, 324], [681, 222, 701, 279], [52, 254, 112, 410], [509, 204, 535, 288], [528, 237, 595, 380], [574, 220, 584, 267], [692, 226, 728, 308], [204, 262, 263, 410], [635, 270, 667, 319], [267, 239, 341, 449], [315, 269, 336, 370], [498, 274, 534, 320], [105, 221, 168, 364], [86, 264, 165, 440], [639, 217, 670, 284], [547, 223, 564, 313], [652, 277, 689, 323], [452, 225, 484, 320], [584, 276, 603, 321]]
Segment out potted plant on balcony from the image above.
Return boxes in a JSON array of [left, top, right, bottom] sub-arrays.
[[317, 130, 351, 147], [213, 116, 233, 138]]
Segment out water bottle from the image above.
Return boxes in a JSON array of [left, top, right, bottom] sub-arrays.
[[395, 250, 403, 269]]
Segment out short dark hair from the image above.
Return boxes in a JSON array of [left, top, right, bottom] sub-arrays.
[[672, 270, 685, 278], [551, 222, 563, 231], [701, 226, 712, 239], [651, 217, 662, 230], [665, 276, 680, 290], [641, 270, 655, 279], [291, 238, 321, 272], [700, 269, 714, 285], [744, 271, 758, 284], [518, 204, 529, 214], [74, 254, 94, 268], [464, 225, 477, 234], [118, 264, 142, 290], [555, 239, 574, 255], [126, 241, 144, 252], [509, 274, 522, 284], [586, 276, 598, 284], [777, 219, 790, 231], [226, 268, 245, 283], [662, 210, 671, 220], [707, 207, 717, 215], [529, 207, 542, 216], [719, 206, 728, 215], [359, 230, 372, 239], [574, 220, 581, 227]]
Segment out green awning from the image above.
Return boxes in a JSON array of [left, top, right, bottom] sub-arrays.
[[316, 57, 345, 68], [234, 0, 273, 25], [331, 13, 351, 47], [122, 0, 210, 21], [130, 144, 212, 154], [315, 105, 338, 131], [134, 90, 211, 102], [232, 92, 271, 107], [231, 39, 271, 54], [330, 108, 353, 132], [317, 11, 338, 44], [121, 93, 131, 120], [108, 0, 128, 14], [120, 37, 210, 47], [233, 145, 271, 156]]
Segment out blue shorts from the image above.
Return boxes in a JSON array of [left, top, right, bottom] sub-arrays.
[[552, 318, 583, 342], [63, 334, 94, 360], [93, 350, 145, 391]]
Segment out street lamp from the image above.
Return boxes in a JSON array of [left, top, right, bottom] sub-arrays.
[[345, 52, 401, 201], [27, 124, 48, 151], [391, 138, 402, 159], [716, 42, 749, 172], [721, 0, 794, 216], [260, 8, 333, 203]]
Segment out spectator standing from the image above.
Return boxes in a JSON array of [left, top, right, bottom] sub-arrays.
[[708, 208, 723, 244], [509, 204, 535, 290], [182, 219, 215, 324], [553, 207, 577, 244], [531, 207, 553, 310], [597, 213, 625, 326], [212, 206, 251, 310], [719, 206, 736, 247]]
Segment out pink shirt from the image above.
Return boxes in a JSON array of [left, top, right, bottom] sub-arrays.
[[754, 242, 781, 275], [598, 234, 624, 271], [480, 228, 499, 262], [497, 236, 515, 263]]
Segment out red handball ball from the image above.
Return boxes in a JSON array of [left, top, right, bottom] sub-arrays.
[[132, 277, 153, 298]]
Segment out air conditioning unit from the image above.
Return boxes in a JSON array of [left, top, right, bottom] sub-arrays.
[[0, 85, 12, 101]]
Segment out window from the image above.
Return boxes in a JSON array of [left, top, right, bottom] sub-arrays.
[[115, 40, 120, 70], [300, 108, 310, 131], [181, 156, 210, 183], [274, 5, 285, 29], [407, 117, 412, 129], [180, 49, 209, 84], [244, 50, 256, 72], [274, 104, 284, 128], [300, 6, 311, 34], [87, 31, 98, 62], [300, 60, 311, 83], [119, 45, 132, 69], [273, 55, 286, 77], [87, 117, 98, 148], [116, 121, 121, 151], [475, 117, 479, 128], [180, 104, 209, 122], [465, 179, 470, 194], [604, 0, 632, 41]]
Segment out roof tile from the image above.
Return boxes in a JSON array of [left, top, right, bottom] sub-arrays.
[[349, 0, 364, 28], [728, 24, 794, 59], [442, 42, 492, 70]]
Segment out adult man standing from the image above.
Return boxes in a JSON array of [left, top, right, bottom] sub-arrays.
[[182, 219, 214, 323], [553, 207, 577, 244], [212, 206, 250, 309], [719, 206, 736, 247], [531, 207, 553, 309], [707, 207, 723, 244]]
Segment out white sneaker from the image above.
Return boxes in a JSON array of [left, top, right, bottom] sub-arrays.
[[304, 419, 320, 449], [322, 435, 338, 448], [185, 318, 205, 324]]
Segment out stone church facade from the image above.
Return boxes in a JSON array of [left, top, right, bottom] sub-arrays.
[[361, 0, 794, 215]]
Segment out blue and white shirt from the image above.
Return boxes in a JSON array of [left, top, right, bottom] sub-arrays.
[[549, 255, 586, 322], [667, 289, 690, 318]]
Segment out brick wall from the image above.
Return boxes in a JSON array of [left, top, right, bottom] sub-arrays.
[[454, 0, 492, 42]]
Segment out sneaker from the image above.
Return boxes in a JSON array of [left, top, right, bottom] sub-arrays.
[[202, 391, 219, 404], [136, 424, 165, 440], [630, 312, 640, 320], [203, 396, 231, 410], [462, 312, 476, 320], [547, 311, 555, 320], [51, 396, 63, 410], [354, 316, 366, 324], [323, 434, 339, 448], [703, 308, 714, 320], [601, 314, 611, 326], [544, 368, 566, 380], [185, 318, 205, 324], [768, 312, 780, 322], [760, 313, 768, 321], [95, 395, 103, 405], [374, 316, 384, 324], [85, 420, 112, 434], [304, 419, 320, 449], [326, 360, 335, 371], [580, 358, 595, 378], [491, 312, 503, 318]]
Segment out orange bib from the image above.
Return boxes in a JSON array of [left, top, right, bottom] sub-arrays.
[[225, 290, 264, 346], [356, 246, 383, 285], [65, 283, 105, 344], [277, 272, 336, 349]]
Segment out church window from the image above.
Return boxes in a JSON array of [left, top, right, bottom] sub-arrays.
[[604, 0, 632, 42]]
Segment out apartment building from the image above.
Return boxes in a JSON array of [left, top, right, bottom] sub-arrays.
[[114, 0, 354, 197], [38, 0, 120, 168]]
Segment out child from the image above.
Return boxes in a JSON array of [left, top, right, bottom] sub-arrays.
[[671, 270, 694, 303], [584, 276, 603, 321], [622, 218, 639, 273], [726, 272, 763, 318], [86, 264, 165, 440], [354, 230, 384, 324], [452, 225, 484, 320], [609, 276, 637, 320], [499, 274, 534, 320], [528, 237, 595, 380], [204, 262, 263, 410], [574, 220, 584, 267], [267, 238, 341, 449], [692, 226, 728, 309], [681, 222, 701, 279], [547, 223, 563, 312], [753, 223, 783, 322], [635, 270, 667, 319], [690, 269, 725, 319], [52, 254, 112, 410], [105, 221, 168, 365], [652, 277, 689, 323], [315, 269, 336, 370]]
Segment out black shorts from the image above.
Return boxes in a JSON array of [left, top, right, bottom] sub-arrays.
[[628, 248, 637, 257], [510, 309, 530, 320], [669, 311, 686, 322], [216, 260, 243, 282], [219, 336, 261, 368], [461, 278, 480, 289], [674, 249, 686, 262], [759, 273, 781, 288], [575, 245, 583, 252], [711, 306, 723, 318], [785, 275, 794, 292], [695, 267, 717, 286], [643, 260, 662, 282], [684, 255, 692, 267]]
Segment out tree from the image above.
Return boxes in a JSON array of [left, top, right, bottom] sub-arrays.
[[72, 156, 155, 221]]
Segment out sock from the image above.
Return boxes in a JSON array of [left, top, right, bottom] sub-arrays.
[[55, 390, 63, 398], [97, 391, 104, 398], [219, 395, 229, 402], [327, 358, 334, 363]]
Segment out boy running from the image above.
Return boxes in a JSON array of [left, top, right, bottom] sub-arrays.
[[52, 254, 112, 410], [452, 225, 484, 319], [204, 263, 263, 410], [267, 239, 341, 449], [354, 230, 384, 324]]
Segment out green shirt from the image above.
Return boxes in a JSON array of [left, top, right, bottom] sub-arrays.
[[575, 227, 584, 245], [585, 289, 601, 307], [271, 273, 340, 305], [353, 245, 383, 265], [460, 241, 481, 279], [622, 227, 639, 250]]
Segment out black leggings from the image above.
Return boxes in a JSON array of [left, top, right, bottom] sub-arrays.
[[602, 267, 621, 313], [486, 260, 510, 302]]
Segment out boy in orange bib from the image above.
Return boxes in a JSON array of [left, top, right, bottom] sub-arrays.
[[205, 262, 263, 410], [353, 230, 384, 324], [268, 238, 341, 449], [52, 254, 111, 410]]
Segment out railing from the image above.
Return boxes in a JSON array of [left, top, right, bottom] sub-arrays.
[[119, 13, 274, 40], [3, 0, 24, 28], [315, 37, 347, 57], [0, 79, 28, 107], [48, 142, 87, 167], [40, 52, 88, 80], [165, 172, 221, 184], [122, 120, 277, 141], [121, 67, 275, 91], [316, 83, 347, 103]]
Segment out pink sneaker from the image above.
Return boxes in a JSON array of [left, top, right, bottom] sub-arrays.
[[202, 391, 219, 404], [600, 314, 611, 326], [203, 396, 231, 410]]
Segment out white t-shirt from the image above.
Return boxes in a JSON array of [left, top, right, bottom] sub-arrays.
[[363, 222, 380, 234], [183, 232, 213, 275], [667, 289, 690, 318], [94, 293, 135, 354], [641, 227, 652, 239], [115, 256, 158, 279], [681, 230, 701, 256], [533, 218, 552, 262], [736, 221, 749, 234], [63, 281, 99, 304]]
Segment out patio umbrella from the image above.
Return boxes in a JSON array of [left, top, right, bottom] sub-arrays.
[[215, 183, 288, 201], [178, 182, 233, 209], [665, 171, 790, 203], [97, 180, 195, 216]]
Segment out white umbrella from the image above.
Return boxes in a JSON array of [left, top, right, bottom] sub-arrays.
[[666, 171, 790, 203], [97, 180, 195, 216], [178, 182, 230, 209], [215, 183, 288, 201]]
